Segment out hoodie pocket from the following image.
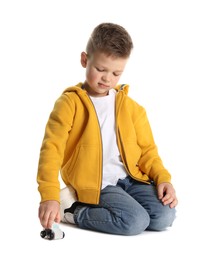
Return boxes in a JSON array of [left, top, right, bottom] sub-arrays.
[[66, 145, 100, 189]]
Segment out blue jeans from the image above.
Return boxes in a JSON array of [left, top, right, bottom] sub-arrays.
[[74, 176, 176, 235]]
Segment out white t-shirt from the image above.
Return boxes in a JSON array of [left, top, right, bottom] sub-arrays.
[[90, 89, 128, 189]]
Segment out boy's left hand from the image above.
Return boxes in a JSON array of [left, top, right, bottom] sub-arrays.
[[157, 182, 178, 208]]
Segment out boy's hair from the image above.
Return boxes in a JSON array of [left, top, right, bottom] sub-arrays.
[[86, 23, 133, 58]]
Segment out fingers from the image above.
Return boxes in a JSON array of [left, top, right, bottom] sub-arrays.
[[55, 211, 61, 224], [157, 183, 178, 208], [169, 198, 178, 208], [39, 208, 54, 228], [38, 201, 60, 229], [161, 193, 178, 208], [161, 193, 171, 204], [157, 185, 164, 200]]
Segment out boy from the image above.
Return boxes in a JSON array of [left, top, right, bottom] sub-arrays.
[[37, 23, 178, 236]]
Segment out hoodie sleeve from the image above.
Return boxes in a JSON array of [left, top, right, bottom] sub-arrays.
[[134, 106, 171, 185], [37, 94, 75, 202]]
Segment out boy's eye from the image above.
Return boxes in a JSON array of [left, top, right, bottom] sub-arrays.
[[113, 73, 120, 77], [96, 67, 121, 77], [96, 68, 104, 72]]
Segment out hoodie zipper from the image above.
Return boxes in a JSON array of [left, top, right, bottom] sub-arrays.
[[87, 95, 103, 202], [115, 90, 144, 183], [115, 91, 130, 175]]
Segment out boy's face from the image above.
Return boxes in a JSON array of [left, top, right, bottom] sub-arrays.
[[81, 51, 128, 97]]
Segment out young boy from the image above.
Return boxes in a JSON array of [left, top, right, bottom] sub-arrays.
[[37, 22, 178, 236]]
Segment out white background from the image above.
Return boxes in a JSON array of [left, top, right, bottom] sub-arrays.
[[0, 0, 213, 259]]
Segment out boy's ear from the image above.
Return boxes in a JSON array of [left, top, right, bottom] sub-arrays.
[[80, 52, 87, 68]]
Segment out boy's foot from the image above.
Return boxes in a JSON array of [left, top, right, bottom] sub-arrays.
[[60, 186, 77, 224]]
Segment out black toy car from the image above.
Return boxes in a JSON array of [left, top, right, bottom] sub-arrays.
[[40, 222, 65, 240]]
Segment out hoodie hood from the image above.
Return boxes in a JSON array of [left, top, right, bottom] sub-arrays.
[[62, 82, 129, 95]]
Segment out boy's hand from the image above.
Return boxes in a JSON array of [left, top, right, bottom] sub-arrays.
[[157, 182, 178, 208], [38, 200, 60, 229]]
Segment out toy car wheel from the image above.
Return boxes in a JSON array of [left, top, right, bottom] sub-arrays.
[[49, 232, 54, 240], [40, 230, 46, 238]]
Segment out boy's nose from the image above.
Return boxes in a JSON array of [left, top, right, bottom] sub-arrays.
[[102, 73, 111, 82]]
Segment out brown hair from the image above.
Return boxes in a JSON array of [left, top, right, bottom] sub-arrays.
[[86, 23, 133, 58]]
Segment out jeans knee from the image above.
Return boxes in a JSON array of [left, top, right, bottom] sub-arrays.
[[121, 209, 150, 235], [148, 206, 176, 231]]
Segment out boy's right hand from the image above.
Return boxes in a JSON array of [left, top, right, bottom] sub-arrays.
[[38, 200, 60, 229]]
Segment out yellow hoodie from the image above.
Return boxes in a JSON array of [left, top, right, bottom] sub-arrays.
[[37, 83, 171, 204]]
